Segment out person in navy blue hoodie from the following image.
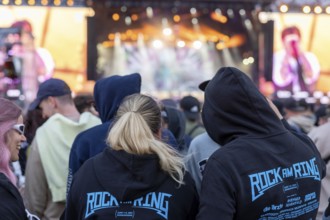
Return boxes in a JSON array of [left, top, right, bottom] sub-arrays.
[[197, 67, 326, 220], [62, 94, 199, 220]]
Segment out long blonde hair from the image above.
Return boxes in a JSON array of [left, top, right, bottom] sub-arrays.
[[107, 94, 185, 185]]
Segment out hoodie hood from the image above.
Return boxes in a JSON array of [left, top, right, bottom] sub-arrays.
[[94, 73, 141, 123], [202, 67, 285, 146], [93, 148, 168, 201]]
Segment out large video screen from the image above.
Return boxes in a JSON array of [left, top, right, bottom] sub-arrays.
[[270, 13, 330, 97]]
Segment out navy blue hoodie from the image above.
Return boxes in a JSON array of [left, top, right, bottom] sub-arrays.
[[67, 73, 142, 190], [63, 148, 199, 220], [197, 67, 326, 220]]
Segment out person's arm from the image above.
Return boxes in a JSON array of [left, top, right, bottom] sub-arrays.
[[24, 139, 47, 218], [273, 51, 293, 87], [197, 157, 236, 219], [299, 52, 320, 84], [324, 198, 330, 220], [185, 141, 203, 194]]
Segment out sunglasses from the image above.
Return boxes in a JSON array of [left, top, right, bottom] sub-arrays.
[[12, 124, 25, 135]]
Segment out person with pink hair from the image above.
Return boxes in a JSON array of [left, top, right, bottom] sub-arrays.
[[0, 98, 28, 218]]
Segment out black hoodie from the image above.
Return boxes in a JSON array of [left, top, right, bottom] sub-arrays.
[[67, 73, 142, 191], [197, 67, 325, 220], [0, 173, 27, 220], [63, 148, 199, 220]]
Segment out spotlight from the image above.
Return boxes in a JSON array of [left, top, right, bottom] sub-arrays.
[[162, 28, 172, 36], [41, 0, 48, 6], [239, 9, 246, 17], [66, 0, 73, 6], [54, 0, 61, 6], [302, 6, 311, 14], [193, 40, 202, 49], [28, 0, 35, 5], [14, 0, 22, 5], [190, 8, 197, 15], [131, 14, 138, 21], [112, 13, 120, 21], [177, 40, 185, 48], [227, 9, 234, 18], [125, 16, 132, 25], [279, 4, 289, 13], [2, 0, 9, 5], [120, 6, 127, 12], [215, 8, 222, 15], [146, 7, 153, 18], [216, 41, 225, 50], [152, 40, 163, 49], [326, 6, 330, 14], [173, 15, 180, 22], [314, 6, 322, 14], [191, 18, 198, 25]]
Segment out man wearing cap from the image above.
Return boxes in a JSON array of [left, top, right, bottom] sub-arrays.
[[283, 97, 315, 134], [24, 78, 101, 219], [184, 82, 220, 195], [179, 95, 205, 151], [197, 67, 325, 220]]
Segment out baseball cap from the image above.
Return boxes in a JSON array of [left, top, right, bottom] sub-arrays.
[[180, 95, 201, 120], [283, 97, 308, 112], [29, 78, 71, 110]]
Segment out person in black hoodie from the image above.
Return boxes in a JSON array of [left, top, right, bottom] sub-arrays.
[[62, 94, 199, 220], [197, 67, 325, 220], [67, 73, 178, 192], [67, 73, 141, 190], [0, 98, 27, 219]]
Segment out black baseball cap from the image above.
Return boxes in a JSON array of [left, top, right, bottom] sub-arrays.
[[29, 78, 71, 110], [180, 95, 201, 120]]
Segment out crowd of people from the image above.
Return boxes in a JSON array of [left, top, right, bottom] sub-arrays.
[[0, 9, 328, 219], [0, 66, 329, 220]]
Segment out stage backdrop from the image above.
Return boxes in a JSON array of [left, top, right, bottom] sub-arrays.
[[0, 6, 95, 94]]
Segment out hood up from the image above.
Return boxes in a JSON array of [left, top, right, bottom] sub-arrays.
[[93, 73, 141, 123], [202, 67, 285, 146], [94, 148, 168, 201]]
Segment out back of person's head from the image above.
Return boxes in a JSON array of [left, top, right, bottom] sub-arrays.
[[73, 94, 95, 114], [29, 78, 72, 110], [161, 105, 186, 147], [161, 98, 178, 109], [283, 97, 309, 117], [107, 94, 185, 185], [0, 98, 22, 185], [93, 73, 141, 123], [179, 95, 201, 122], [11, 19, 33, 33], [24, 109, 47, 145], [314, 105, 330, 126]]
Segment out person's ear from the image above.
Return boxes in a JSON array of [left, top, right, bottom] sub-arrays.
[[48, 96, 57, 108]]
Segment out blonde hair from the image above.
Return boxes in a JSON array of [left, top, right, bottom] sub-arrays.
[[107, 94, 185, 185]]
